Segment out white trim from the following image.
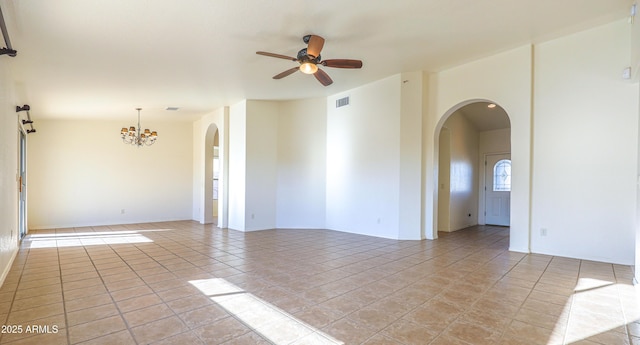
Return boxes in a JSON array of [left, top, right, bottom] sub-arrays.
[[0, 248, 18, 288]]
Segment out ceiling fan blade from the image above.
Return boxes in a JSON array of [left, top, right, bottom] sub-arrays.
[[256, 51, 297, 61], [306, 35, 325, 58], [321, 59, 363, 69], [314, 68, 333, 86], [273, 67, 300, 79]]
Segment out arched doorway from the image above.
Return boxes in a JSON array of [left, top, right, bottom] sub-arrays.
[[434, 100, 511, 237], [204, 123, 227, 226]]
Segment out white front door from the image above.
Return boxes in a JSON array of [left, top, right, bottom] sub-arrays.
[[485, 154, 511, 226]]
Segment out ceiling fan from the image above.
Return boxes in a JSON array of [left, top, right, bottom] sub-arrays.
[[256, 35, 363, 86]]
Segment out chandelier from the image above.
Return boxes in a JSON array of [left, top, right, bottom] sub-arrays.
[[120, 108, 157, 146]]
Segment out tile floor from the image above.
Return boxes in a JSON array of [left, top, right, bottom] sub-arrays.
[[0, 221, 638, 344]]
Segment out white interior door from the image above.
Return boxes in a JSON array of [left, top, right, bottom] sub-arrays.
[[485, 153, 511, 226]]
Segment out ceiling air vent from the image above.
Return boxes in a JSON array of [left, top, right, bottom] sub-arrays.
[[336, 96, 350, 108]]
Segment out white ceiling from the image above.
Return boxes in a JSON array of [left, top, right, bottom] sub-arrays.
[[457, 102, 510, 132], [1, 0, 632, 122]]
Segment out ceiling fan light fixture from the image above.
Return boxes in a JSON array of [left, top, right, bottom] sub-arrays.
[[299, 62, 318, 74], [257, 35, 362, 86]]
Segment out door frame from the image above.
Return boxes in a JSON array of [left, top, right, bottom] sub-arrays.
[[18, 128, 27, 239], [203, 122, 228, 227]]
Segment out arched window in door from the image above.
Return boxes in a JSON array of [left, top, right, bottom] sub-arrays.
[[493, 159, 511, 191]]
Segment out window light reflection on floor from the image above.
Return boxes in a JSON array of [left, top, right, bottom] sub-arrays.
[[189, 278, 344, 344], [573, 278, 615, 292], [24, 230, 167, 248], [551, 278, 639, 344]]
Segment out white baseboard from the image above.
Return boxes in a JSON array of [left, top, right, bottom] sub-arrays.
[[0, 248, 18, 289]]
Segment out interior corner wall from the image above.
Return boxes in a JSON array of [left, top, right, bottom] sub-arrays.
[[244, 100, 278, 231], [532, 19, 638, 265], [443, 111, 479, 232], [27, 119, 194, 229], [398, 71, 424, 240], [276, 98, 327, 229], [427, 45, 533, 252], [423, 71, 439, 240], [326, 75, 402, 239], [629, 15, 639, 274], [0, 59, 19, 286], [437, 127, 451, 232], [632, 9, 640, 82], [637, 82, 640, 282], [478, 128, 511, 225], [192, 118, 204, 222], [228, 101, 247, 231]]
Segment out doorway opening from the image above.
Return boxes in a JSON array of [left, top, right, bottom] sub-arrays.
[[204, 123, 227, 227], [435, 100, 511, 236]]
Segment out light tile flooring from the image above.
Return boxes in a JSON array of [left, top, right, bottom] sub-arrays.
[[0, 221, 639, 344]]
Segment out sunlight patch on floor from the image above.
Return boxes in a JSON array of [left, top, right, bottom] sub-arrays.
[[25, 230, 165, 248], [573, 278, 615, 292], [552, 278, 640, 344], [189, 278, 343, 344]]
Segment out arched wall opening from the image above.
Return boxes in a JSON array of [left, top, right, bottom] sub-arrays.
[[203, 123, 227, 227], [433, 99, 512, 239]]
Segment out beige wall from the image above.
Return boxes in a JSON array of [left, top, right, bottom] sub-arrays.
[[228, 101, 247, 230], [244, 100, 279, 231], [276, 98, 327, 229], [632, 6, 640, 82], [0, 58, 19, 286], [637, 72, 640, 282], [438, 128, 451, 232], [226, 100, 281, 231], [531, 19, 638, 264], [440, 111, 480, 232], [27, 119, 194, 228], [326, 75, 403, 239], [203, 99, 328, 231]]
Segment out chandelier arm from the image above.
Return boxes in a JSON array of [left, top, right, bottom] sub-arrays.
[[121, 108, 157, 146]]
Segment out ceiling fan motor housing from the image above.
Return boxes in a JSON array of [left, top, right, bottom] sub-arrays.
[[297, 48, 321, 62], [302, 35, 312, 44]]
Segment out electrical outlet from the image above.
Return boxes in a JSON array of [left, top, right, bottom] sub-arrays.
[[121, 209, 125, 214], [377, 218, 381, 224], [540, 228, 548, 236]]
